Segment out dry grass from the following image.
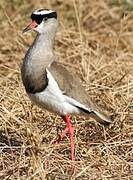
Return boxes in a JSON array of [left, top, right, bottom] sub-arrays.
[[0, 0, 133, 179]]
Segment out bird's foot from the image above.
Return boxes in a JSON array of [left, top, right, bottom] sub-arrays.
[[52, 114, 75, 161], [62, 114, 75, 161], [52, 126, 69, 144]]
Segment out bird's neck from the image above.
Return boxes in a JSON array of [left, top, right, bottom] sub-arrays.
[[21, 31, 56, 93], [32, 32, 55, 53], [26, 30, 56, 69]]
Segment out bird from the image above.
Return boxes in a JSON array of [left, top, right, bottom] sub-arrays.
[[21, 8, 112, 161]]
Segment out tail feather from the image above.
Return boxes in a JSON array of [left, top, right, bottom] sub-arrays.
[[77, 106, 112, 125], [90, 111, 112, 125]]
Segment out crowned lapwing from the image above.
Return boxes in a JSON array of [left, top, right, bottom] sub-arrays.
[[21, 9, 112, 160]]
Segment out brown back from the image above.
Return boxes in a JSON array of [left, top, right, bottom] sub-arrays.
[[49, 61, 96, 111]]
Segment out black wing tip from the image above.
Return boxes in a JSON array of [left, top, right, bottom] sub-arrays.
[[74, 105, 114, 125]]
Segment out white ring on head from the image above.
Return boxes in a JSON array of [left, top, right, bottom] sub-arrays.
[[33, 9, 54, 15]]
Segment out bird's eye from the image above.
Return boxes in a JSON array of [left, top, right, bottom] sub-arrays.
[[44, 17, 48, 21]]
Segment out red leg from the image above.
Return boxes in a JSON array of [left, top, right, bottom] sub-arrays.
[[62, 115, 75, 161], [58, 126, 69, 141], [53, 126, 69, 144]]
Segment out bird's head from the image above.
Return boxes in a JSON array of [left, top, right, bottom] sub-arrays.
[[23, 9, 58, 34]]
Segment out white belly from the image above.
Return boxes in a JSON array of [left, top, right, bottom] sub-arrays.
[[28, 69, 88, 116], [28, 89, 80, 115], [28, 69, 81, 115]]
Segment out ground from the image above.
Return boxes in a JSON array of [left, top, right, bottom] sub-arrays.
[[0, 0, 133, 179]]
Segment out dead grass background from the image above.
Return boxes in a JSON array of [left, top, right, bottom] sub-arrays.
[[0, 0, 133, 179]]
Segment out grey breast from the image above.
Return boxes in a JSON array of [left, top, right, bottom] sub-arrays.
[[21, 49, 49, 94]]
